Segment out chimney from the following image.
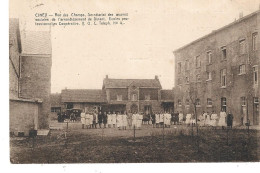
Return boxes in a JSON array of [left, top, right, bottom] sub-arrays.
[[239, 12, 243, 19], [106, 75, 108, 79], [155, 75, 158, 80]]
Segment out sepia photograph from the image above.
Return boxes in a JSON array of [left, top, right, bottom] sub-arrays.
[[8, 0, 260, 164]]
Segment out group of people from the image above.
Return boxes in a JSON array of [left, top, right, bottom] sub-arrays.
[[151, 112, 172, 128], [173, 110, 234, 129], [80, 111, 145, 130]]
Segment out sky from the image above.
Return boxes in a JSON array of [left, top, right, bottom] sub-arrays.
[[9, 0, 260, 93]]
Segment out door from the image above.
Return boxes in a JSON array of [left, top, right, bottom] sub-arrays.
[[130, 104, 138, 113]]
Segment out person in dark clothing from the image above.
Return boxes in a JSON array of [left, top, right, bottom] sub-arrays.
[[227, 111, 234, 129], [175, 112, 179, 125], [151, 112, 155, 128], [98, 111, 103, 128], [103, 112, 108, 128]]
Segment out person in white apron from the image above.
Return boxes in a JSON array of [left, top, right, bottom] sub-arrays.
[[159, 112, 164, 128], [112, 112, 117, 128], [80, 111, 86, 129], [122, 111, 127, 130], [179, 111, 183, 124], [137, 113, 143, 129], [218, 110, 227, 129], [210, 111, 218, 127], [132, 112, 137, 128], [155, 112, 160, 128], [107, 112, 111, 128], [89, 113, 93, 128], [205, 112, 211, 126], [117, 112, 122, 129], [185, 113, 191, 126]]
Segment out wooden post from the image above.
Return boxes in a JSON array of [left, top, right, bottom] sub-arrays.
[[226, 127, 229, 145]]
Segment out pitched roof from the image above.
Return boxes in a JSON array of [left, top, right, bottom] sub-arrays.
[[103, 78, 162, 88], [50, 93, 61, 107], [61, 89, 106, 103], [21, 30, 52, 55], [161, 90, 174, 101]]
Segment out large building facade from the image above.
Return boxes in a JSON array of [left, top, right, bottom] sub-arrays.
[[173, 11, 260, 126], [9, 18, 52, 136], [51, 75, 174, 115]]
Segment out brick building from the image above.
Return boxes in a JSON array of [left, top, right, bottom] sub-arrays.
[[51, 75, 174, 115], [9, 18, 52, 136], [173, 10, 260, 126]]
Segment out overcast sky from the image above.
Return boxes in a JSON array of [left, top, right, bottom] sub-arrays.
[[9, 0, 260, 93]]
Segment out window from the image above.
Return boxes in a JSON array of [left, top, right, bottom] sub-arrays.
[[132, 94, 137, 101], [186, 99, 190, 106], [195, 55, 201, 68], [185, 76, 189, 83], [252, 32, 258, 51], [239, 64, 246, 75], [207, 72, 212, 81], [178, 99, 182, 106], [178, 62, 182, 74], [66, 103, 73, 109], [196, 74, 201, 82], [221, 46, 227, 60], [254, 97, 259, 104], [185, 60, 189, 71], [207, 98, 212, 106], [196, 99, 200, 106], [239, 39, 246, 54], [207, 51, 212, 64], [253, 66, 258, 85], [220, 69, 227, 87], [117, 95, 122, 101], [145, 94, 150, 101], [177, 78, 182, 85], [241, 97, 246, 106], [221, 97, 227, 112]]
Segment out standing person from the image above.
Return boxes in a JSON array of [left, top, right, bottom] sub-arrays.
[[205, 112, 211, 126], [159, 112, 164, 128], [103, 111, 108, 128], [155, 112, 160, 128], [211, 111, 218, 127], [112, 111, 117, 128], [80, 110, 86, 129], [92, 112, 96, 129], [122, 111, 127, 130], [107, 112, 111, 128], [227, 111, 234, 129], [132, 112, 138, 129], [89, 113, 93, 129], [98, 111, 103, 128], [179, 111, 183, 124], [198, 112, 204, 126], [151, 112, 155, 128], [218, 109, 227, 129], [117, 112, 122, 130], [137, 112, 143, 129], [163, 112, 167, 127], [166, 112, 171, 128], [185, 113, 191, 126], [127, 110, 133, 129]]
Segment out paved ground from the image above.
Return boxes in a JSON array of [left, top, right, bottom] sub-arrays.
[[10, 121, 260, 163]]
